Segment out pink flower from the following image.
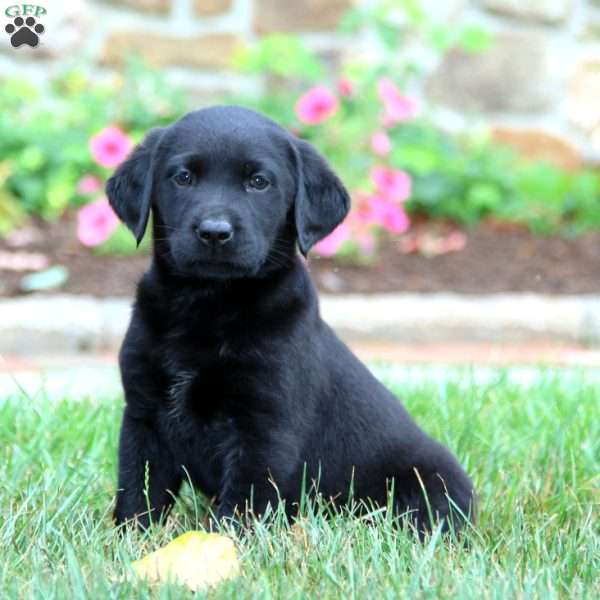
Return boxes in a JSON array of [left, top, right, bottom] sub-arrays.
[[370, 167, 412, 202], [371, 131, 392, 156], [354, 193, 378, 225], [346, 208, 377, 251], [337, 78, 354, 98], [77, 197, 119, 247], [313, 190, 411, 256], [76, 175, 102, 195], [368, 197, 410, 234], [295, 86, 339, 125], [377, 78, 417, 125], [355, 194, 410, 234], [89, 126, 133, 169], [313, 222, 351, 256]]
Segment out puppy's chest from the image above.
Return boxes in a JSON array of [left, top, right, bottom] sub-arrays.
[[158, 324, 276, 437], [162, 339, 252, 418], [159, 360, 232, 455], [165, 359, 229, 421], [161, 359, 242, 495]]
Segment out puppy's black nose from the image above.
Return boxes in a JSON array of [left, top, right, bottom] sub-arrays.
[[194, 219, 234, 246]]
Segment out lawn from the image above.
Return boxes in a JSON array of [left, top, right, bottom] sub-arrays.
[[1, 369, 598, 599]]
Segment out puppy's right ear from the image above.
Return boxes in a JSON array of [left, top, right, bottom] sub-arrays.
[[105, 127, 164, 246]]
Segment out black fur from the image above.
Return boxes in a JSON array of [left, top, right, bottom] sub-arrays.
[[107, 106, 475, 535]]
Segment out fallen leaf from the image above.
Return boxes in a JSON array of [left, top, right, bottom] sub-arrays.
[[131, 531, 239, 591], [399, 231, 467, 257]]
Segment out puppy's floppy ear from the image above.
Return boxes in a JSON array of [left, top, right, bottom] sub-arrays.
[[105, 127, 164, 246], [293, 138, 351, 256]]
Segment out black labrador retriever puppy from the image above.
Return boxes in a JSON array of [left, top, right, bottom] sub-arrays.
[[107, 106, 475, 535]]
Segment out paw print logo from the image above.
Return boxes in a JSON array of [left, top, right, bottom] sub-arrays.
[[5, 16, 45, 48]]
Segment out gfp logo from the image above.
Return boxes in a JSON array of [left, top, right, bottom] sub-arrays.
[[4, 4, 46, 48]]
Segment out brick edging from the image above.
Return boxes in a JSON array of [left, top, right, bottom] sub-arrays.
[[1, 293, 600, 356]]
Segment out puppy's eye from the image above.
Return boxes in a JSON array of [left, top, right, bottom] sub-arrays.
[[173, 170, 193, 186], [248, 174, 270, 190]]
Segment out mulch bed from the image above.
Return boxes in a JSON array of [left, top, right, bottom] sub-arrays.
[[1, 216, 599, 297]]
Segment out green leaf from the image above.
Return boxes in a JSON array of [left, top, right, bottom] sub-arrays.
[[427, 26, 456, 52], [459, 27, 493, 53], [393, 145, 440, 174], [466, 183, 503, 212], [233, 35, 323, 81], [0, 191, 25, 235], [94, 223, 151, 256], [338, 8, 367, 33], [397, 0, 425, 24], [376, 22, 403, 50]]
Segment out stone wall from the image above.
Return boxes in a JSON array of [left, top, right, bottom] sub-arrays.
[[426, 0, 600, 168], [1, 0, 599, 166]]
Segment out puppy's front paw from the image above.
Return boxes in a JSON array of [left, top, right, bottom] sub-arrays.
[[113, 492, 156, 531]]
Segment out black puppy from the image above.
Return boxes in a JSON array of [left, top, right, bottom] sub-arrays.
[[107, 106, 474, 535]]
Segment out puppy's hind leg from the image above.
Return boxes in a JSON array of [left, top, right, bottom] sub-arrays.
[[396, 456, 475, 539]]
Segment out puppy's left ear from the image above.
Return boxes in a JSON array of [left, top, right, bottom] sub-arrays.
[[293, 138, 351, 256], [105, 127, 164, 246]]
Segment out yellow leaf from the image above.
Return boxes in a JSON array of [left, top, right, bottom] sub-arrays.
[[131, 531, 239, 591]]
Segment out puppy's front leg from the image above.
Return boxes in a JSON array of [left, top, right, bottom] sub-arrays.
[[216, 438, 295, 524], [218, 476, 282, 525], [114, 408, 182, 529]]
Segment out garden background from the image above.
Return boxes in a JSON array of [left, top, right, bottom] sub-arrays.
[[1, 0, 600, 302], [1, 2, 599, 598]]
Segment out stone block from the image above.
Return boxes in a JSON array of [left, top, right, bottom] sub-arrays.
[[491, 127, 582, 170], [194, 0, 233, 17], [566, 60, 600, 135], [254, 0, 354, 34], [479, 0, 573, 25], [103, 0, 170, 14], [427, 32, 555, 112], [101, 31, 241, 69]]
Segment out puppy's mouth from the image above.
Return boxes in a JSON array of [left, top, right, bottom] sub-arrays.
[[186, 259, 256, 279]]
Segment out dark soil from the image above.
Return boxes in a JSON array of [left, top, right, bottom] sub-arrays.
[[1, 216, 599, 297], [311, 223, 600, 295]]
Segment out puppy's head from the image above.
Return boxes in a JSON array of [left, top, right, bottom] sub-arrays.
[[106, 106, 350, 279]]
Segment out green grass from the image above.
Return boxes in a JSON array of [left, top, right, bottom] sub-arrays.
[[1, 369, 599, 598]]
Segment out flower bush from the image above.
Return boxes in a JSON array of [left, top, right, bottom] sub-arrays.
[[376, 78, 417, 124], [231, 0, 600, 259], [0, 58, 185, 229], [1, 1, 600, 264], [236, 59, 459, 257], [75, 125, 133, 248], [292, 77, 416, 257]]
